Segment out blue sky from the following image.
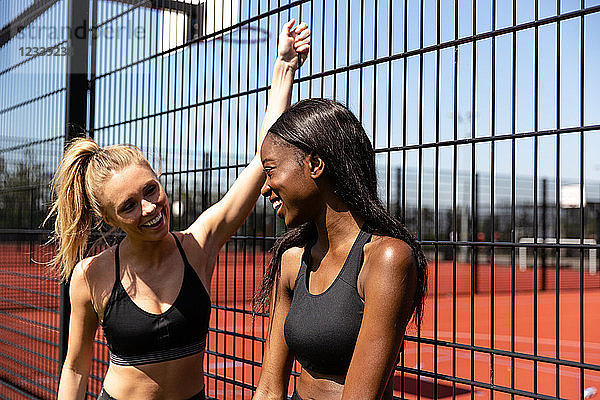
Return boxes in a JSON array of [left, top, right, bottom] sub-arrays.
[[1, 0, 599, 210]]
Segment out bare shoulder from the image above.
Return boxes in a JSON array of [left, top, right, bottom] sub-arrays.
[[70, 247, 117, 319], [280, 246, 304, 291], [361, 235, 417, 291], [76, 246, 116, 285]]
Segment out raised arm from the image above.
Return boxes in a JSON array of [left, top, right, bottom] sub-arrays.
[[341, 239, 418, 400], [57, 260, 99, 400], [184, 20, 311, 256]]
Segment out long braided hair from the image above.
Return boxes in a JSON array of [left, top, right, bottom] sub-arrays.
[[254, 98, 428, 327]]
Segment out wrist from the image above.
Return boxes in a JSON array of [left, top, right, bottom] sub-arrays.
[[274, 56, 298, 74], [271, 58, 296, 92]]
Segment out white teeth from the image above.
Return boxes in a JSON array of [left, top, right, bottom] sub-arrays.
[[272, 200, 282, 210], [142, 212, 162, 227]]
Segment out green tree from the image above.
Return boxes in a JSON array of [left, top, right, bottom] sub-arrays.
[[0, 151, 50, 230]]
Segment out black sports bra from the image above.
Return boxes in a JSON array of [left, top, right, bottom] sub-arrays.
[[283, 228, 372, 376], [101, 233, 211, 366]]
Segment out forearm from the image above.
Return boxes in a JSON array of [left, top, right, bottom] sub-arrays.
[[217, 155, 264, 222], [197, 61, 296, 248], [57, 363, 90, 400], [257, 58, 297, 150], [253, 368, 291, 400], [253, 388, 288, 400], [186, 23, 306, 249], [253, 283, 295, 400]]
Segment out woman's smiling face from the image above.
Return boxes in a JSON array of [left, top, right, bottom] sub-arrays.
[[260, 134, 322, 228], [99, 163, 170, 240]]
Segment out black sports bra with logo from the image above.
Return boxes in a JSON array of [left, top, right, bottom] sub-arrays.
[[101, 233, 211, 366]]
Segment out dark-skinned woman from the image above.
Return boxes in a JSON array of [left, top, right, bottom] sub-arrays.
[[253, 98, 427, 400]]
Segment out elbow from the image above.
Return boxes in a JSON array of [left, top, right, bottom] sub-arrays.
[[61, 354, 91, 379], [253, 388, 287, 400]]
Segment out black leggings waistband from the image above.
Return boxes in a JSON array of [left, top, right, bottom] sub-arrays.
[[98, 388, 206, 400]]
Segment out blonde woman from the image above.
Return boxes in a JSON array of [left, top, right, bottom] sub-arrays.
[[49, 21, 310, 400]]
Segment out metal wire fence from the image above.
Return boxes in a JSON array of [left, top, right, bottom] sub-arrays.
[[1, 0, 600, 399], [0, 0, 68, 398]]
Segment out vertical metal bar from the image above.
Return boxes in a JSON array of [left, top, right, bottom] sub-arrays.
[[333, 0, 338, 98], [510, 0, 517, 396], [248, 0, 257, 392], [310, 0, 314, 98], [237, 0, 245, 393], [490, 0, 497, 393], [386, 0, 393, 217], [192, 1, 200, 306], [201, 0, 208, 216], [177, 2, 185, 230], [230, 0, 237, 396], [255, 3, 262, 392], [217, 0, 225, 391], [346, 0, 350, 105], [359, 0, 364, 122], [157, 0, 165, 187], [579, 1, 585, 396], [373, 0, 378, 149], [542, 178, 548, 290], [117, 0, 124, 144], [387, 0, 398, 386], [533, 0, 539, 394], [321, 0, 325, 96], [89, 1, 99, 388], [65, 0, 90, 141], [470, 1, 477, 395], [452, 0, 458, 394], [170, 0, 177, 231], [298, 1, 303, 104], [212, 0, 220, 391], [200, 1, 209, 390], [417, 0, 424, 391], [89, 0, 98, 139], [141, 1, 148, 154], [434, 0, 441, 394], [185, 1, 192, 231], [401, 0, 408, 393], [60, 0, 90, 372], [154, 0, 161, 202], [126, 1, 133, 145], [556, 0, 561, 393]]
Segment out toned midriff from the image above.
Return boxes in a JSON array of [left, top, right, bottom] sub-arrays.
[[102, 352, 205, 400]]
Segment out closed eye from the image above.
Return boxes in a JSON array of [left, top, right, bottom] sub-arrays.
[[145, 183, 157, 196], [120, 201, 135, 212], [263, 167, 274, 177]]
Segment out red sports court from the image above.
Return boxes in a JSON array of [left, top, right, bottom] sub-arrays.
[[1, 0, 600, 399]]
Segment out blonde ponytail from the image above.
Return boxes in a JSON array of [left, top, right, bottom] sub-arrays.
[[46, 138, 153, 281]]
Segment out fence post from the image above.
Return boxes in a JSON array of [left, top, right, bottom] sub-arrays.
[[474, 173, 479, 294], [88, 0, 98, 139], [60, 0, 90, 372], [541, 178, 547, 291]]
